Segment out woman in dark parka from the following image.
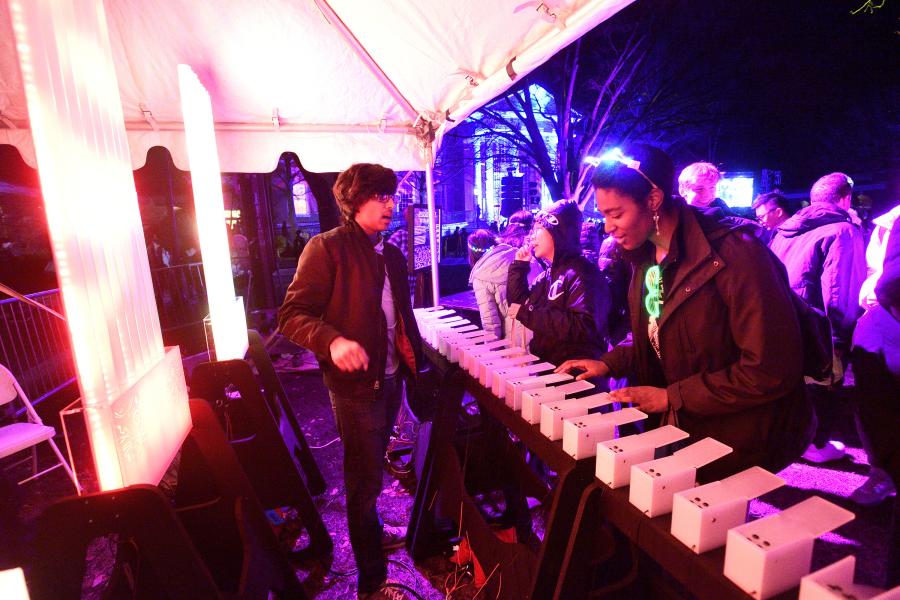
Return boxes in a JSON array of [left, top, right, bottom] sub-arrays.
[[558, 144, 813, 481]]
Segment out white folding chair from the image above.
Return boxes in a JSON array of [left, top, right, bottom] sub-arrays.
[[0, 364, 81, 494]]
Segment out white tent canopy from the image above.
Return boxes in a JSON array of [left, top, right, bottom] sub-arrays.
[[0, 0, 633, 173]]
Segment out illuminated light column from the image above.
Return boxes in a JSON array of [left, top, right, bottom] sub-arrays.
[[177, 65, 249, 362], [8, 0, 191, 491]]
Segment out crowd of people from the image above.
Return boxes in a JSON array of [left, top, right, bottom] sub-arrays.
[[277, 152, 898, 598]]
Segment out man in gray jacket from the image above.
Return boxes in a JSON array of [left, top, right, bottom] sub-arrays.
[[770, 172, 866, 463]]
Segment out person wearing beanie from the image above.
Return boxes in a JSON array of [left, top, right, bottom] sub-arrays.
[[469, 211, 542, 340], [506, 199, 610, 367], [557, 144, 812, 482]]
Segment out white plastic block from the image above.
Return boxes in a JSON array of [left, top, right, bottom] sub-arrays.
[[671, 466, 784, 553], [521, 380, 594, 424], [799, 556, 898, 600], [540, 393, 613, 441], [629, 437, 732, 517], [562, 407, 647, 459], [595, 425, 689, 488], [473, 347, 526, 381], [448, 333, 496, 363], [492, 362, 555, 398], [505, 373, 572, 410], [438, 326, 483, 356], [479, 353, 538, 388], [462, 339, 510, 372], [723, 496, 856, 599]]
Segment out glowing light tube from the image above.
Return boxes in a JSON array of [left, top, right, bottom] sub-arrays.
[[177, 64, 249, 362], [9, 0, 191, 491]]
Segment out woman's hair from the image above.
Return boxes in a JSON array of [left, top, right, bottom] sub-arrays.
[[499, 209, 534, 247], [590, 144, 675, 206], [332, 163, 398, 224], [507, 209, 534, 230], [467, 228, 497, 267]]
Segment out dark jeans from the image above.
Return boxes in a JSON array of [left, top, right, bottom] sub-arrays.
[[329, 375, 403, 593]]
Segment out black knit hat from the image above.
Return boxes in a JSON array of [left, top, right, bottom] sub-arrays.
[[536, 199, 583, 259]]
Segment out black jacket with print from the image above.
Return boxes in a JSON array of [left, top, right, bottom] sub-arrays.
[[507, 254, 610, 366]]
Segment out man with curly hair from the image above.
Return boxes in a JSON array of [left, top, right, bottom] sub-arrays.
[[279, 163, 424, 597]]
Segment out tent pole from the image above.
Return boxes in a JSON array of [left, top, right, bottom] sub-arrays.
[[424, 145, 440, 306]]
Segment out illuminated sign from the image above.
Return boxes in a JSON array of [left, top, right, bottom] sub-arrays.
[[178, 64, 248, 361], [717, 173, 755, 208], [10, 0, 191, 490], [407, 204, 441, 272]]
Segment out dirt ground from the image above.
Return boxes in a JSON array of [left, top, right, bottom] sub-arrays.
[[3, 338, 896, 599]]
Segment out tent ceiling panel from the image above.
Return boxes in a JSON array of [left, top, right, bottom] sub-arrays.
[[0, 0, 634, 173]]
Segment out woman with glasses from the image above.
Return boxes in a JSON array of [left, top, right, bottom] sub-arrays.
[[507, 199, 610, 368], [557, 144, 813, 481]]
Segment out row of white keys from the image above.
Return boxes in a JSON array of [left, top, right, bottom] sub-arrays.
[[448, 332, 497, 363], [438, 327, 484, 357], [506, 372, 571, 410], [521, 380, 595, 424], [426, 316, 470, 347], [629, 437, 733, 518], [596, 424, 688, 488], [463, 339, 511, 372], [671, 465, 783, 554], [492, 362, 554, 398], [541, 393, 614, 441], [479, 352, 538, 388], [470, 346, 525, 378], [563, 407, 647, 459]]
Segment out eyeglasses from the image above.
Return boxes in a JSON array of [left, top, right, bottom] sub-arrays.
[[755, 207, 777, 222], [594, 148, 660, 190]]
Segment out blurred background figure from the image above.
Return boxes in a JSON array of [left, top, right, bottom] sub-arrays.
[[752, 190, 792, 232], [770, 172, 866, 465], [580, 220, 602, 265], [469, 210, 540, 341], [850, 202, 899, 508], [859, 203, 900, 311], [678, 161, 732, 215]]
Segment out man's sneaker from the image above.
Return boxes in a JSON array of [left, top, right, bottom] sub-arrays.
[[381, 524, 407, 550], [801, 440, 846, 463], [850, 469, 897, 506]]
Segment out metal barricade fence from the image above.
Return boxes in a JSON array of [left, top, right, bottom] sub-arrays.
[[0, 264, 209, 406], [149, 262, 209, 332], [0, 290, 75, 405]]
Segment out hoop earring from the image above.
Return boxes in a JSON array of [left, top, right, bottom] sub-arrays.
[[653, 211, 660, 237]]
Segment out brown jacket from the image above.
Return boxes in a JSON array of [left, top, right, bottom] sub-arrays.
[[602, 200, 812, 480], [278, 221, 423, 399]]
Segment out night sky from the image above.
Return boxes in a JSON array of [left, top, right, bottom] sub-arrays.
[[618, 0, 898, 195]]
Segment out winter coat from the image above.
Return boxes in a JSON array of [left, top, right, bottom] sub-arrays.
[[601, 199, 811, 481], [769, 203, 866, 352], [468, 243, 541, 339], [859, 203, 900, 309], [278, 221, 423, 399], [508, 254, 610, 366]]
